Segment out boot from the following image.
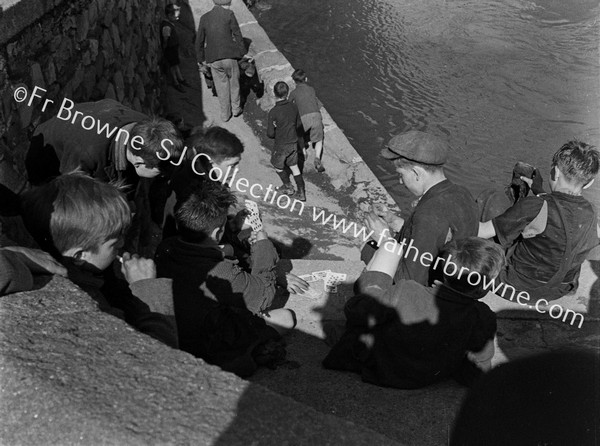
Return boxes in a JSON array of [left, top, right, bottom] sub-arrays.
[[314, 158, 325, 173], [276, 183, 295, 195]]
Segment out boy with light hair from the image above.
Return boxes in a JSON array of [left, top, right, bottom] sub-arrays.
[[20, 172, 177, 348], [479, 140, 600, 300]]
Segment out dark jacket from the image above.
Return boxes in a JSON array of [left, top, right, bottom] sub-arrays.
[[323, 271, 496, 389], [267, 99, 302, 148], [395, 179, 479, 285], [26, 99, 148, 185], [195, 5, 245, 64]]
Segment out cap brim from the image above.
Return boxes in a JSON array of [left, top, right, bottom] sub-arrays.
[[380, 147, 402, 160]]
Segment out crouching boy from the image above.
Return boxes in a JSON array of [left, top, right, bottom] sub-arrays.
[[323, 237, 503, 389], [20, 172, 177, 348], [479, 141, 599, 301], [155, 179, 296, 377]]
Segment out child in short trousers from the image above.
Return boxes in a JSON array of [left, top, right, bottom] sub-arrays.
[[289, 68, 325, 173], [267, 81, 306, 201]]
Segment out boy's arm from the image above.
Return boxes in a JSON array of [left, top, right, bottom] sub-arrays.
[[209, 237, 279, 313], [195, 20, 206, 64], [491, 196, 545, 248], [0, 249, 34, 296], [266, 110, 276, 139], [229, 12, 246, 57]]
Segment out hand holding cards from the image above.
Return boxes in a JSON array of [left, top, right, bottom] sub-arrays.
[[296, 270, 347, 299], [244, 199, 263, 231]]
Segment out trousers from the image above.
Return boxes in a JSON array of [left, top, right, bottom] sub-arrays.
[[209, 59, 241, 120]]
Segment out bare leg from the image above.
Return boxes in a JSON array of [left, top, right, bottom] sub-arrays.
[[263, 308, 296, 335]]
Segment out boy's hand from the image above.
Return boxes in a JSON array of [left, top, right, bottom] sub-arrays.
[[2, 246, 67, 276], [121, 252, 156, 284], [364, 212, 392, 242], [231, 209, 251, 232], [248, 230, 268, 245], [285, 273, 309, 294]]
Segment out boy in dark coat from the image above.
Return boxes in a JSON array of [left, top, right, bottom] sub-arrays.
[[155, 180, 296, 377], [324, 237, 502, 389]]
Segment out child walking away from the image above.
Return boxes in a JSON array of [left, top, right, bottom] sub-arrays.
[[289, 68, 325, 173], [161, 3, 189, 93], [155, 180, 296, 377], [267, 81, 306, 201]]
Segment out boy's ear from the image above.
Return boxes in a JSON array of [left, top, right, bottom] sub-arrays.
[[583, 178, 595, 189], [211, 226, 222, 241]]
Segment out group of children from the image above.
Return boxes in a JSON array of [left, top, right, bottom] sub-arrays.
[[1, 52, 598, 391]]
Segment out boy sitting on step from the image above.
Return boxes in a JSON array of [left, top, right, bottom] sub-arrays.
[[155, 179, 296, 377]]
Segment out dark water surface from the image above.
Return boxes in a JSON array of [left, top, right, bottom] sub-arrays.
[[255, 0, 600, 211]]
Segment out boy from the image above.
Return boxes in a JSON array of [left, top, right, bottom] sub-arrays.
[[479, 141, 599, 301], [161, 3, 189, 92], [19, 172, 177, 348], [267, 81, 306, 201], [155, 180, 296, 377], [324, 237, 502, 389], [26, 99, 183, 189], [289, 68, 325, 173]]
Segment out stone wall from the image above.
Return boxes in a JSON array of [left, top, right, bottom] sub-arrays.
[[0, 0, 167, 193]]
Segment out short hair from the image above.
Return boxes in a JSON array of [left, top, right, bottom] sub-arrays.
[[274, 81, 289, 99], [130, 118, 183, 171], [174, 180, 237, 242], [393, 157, 444, 174], [552, 140, 599, 186], [188, 126, 244, 164], [439, 237, 505, 298], [21, 172, 131, 255], [292, 69, 307, 84]]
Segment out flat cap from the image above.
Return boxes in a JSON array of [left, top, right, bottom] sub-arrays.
[[380, 130, 449, 165]]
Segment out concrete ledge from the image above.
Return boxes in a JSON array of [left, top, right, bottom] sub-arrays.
[[0, 275, 398, 444]]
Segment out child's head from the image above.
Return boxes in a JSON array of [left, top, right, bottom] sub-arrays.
[[551, 140, 599, 188], [439, 237, 505, 299], [21, 172, 131, 270], [165, 3, 181, 19], [273, 81, 289, 100], [187, 126, 244, 177], [292, 69, 307, 84], [174, 180, 237, 243], [130, 118, 183, 178]]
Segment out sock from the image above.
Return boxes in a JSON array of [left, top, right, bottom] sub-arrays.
[[293, 174, 305, 192], [277, 171, 290, 186]]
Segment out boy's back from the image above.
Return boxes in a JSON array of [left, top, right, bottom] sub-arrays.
[[288, 83, 320, 117], [267, 100, 301, 147], [493, 191, 598, 299]]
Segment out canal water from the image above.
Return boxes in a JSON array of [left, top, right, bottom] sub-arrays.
[[254, 0, 600, 211]]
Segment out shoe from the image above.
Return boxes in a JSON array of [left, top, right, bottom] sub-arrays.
[[294, 188, 306, 202], [221, 114, 232, 122], [174, 83, 185, 93], [276, 184, 295, 195], [180, 79, 191, 87], [233, 109, 243, 118], [314, 159, 325, 173]]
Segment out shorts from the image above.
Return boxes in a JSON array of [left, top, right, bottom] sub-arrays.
[[270, 143, 298, 170], [300, 112, 324, 142]]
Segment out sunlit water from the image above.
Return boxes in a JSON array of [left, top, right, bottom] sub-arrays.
[[255, 0, 600, 211]]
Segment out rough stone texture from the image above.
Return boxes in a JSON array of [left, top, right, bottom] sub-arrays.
[[0, 0, 167, 179], [0, 276, 399, 445]]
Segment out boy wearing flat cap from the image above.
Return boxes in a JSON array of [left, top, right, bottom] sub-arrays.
[[365, 130, 479, 286]]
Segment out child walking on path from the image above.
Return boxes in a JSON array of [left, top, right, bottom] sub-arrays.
[[267, 81, 307, 201], [289, 69, 325, 173]]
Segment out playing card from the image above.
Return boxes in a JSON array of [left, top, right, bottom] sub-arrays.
[[244, 199, 263, 231], [324, 272, 347, 287], [312, 270, 331, 281], [299, 274, 317, 283]]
